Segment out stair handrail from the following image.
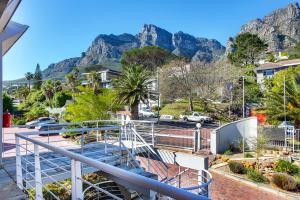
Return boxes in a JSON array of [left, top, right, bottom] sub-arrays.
[[16, 131, 209, 200]]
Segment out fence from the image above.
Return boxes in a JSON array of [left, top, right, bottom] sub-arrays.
[[258, 125, 300, 152]]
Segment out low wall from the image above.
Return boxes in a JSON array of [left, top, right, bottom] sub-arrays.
[[210, 117, 258, 154]]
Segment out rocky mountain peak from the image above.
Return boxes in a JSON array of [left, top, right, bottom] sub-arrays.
[[40, 24, 225, 80], [138, 24, 173, 50], [236, 2, 300, 52]]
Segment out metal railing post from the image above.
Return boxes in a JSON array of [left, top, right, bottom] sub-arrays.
[[194, 131, 198, 152], [34, 144, 43, 200], [96, 122, 99, 142], [104, 131, 107, 154], [71, 159, 83, 200], [15, 136, 23, 190], [151, 122, 155, 146]]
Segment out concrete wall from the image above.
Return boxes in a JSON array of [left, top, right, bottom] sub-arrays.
[[211, 117, 258, 154]]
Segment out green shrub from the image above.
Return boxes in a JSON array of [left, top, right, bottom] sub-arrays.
[[246, 169, 268, 183], [228, 161, 246, 174], [12, 117, 26, 125], [272, 173, 297, 191], [275, 159, 300, 175], [24, 103, 49, 121], [244, 152, 254, 158], [224, 149, 233, 155]]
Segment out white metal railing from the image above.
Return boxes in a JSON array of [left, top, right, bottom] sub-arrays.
[[15, 126, 210, 200]]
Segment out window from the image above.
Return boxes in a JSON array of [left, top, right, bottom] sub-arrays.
[[263, 69, 274, 77]]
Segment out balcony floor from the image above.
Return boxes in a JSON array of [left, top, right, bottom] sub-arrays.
[[0, 168, 26, 200]]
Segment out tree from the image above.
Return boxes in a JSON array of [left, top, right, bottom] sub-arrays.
[[33, 63, 43, 89], [25, 103, 49, 121], [65, 87, 120, 122], [289, 43, 300, 59], [87, 71, 100, 94], [65, 67, 80, 92], [14, 86, 30, 101], [121, 46, 175, 72], [160, 59, 194, 111], [3, 93, 13, 112], [41, 80, 55, 108], [52, 80, 63, 107], [114, 65, 155, 119], [24, 72, 34, 91], [264, 66, 300, 126], [228, 33, 268, 66], [266, 53, 276, 62]]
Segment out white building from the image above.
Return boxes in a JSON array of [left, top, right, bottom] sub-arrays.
[[255, 58, 300, 84]]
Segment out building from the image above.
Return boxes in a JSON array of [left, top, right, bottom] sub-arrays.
[[255, 58, 300, 84], [81, 68, 121, 88]]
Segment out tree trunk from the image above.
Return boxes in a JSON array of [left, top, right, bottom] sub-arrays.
[[130, 103, 139, 120], [188, 96, 193, 111]]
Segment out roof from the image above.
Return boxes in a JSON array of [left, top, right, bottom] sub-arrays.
[[0, 0, 29, 56], [256, 58, 300, 71]]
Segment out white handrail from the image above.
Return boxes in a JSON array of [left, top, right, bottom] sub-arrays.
[[15, 132, 209, 200]]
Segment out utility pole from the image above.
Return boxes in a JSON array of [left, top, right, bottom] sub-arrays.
[[157, 69, 160, 124], [242, 76, 245, 156], [284, 75, 287, 148]]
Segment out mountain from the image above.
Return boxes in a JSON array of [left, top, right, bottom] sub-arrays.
[[226, 2, 300, 53], [40, 24, 225, 80]]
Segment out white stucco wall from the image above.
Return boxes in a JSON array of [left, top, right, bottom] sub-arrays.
[[211, 117, 258, 154]]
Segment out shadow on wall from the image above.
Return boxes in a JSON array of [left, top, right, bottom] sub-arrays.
[[210, 117, 258, 154]]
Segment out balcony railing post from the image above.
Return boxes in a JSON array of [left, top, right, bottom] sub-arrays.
[[151, 122, 155, 146], [15, 136, 23, 190], [96, 122, 99, 142], [71, 159, 83, 200], [34, 144, 43, 200], [104, 131, 107, 154]]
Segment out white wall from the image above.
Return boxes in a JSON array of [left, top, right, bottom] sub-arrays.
[[211, 117, 258, 154]]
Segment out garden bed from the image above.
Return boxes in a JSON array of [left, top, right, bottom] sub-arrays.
[[211, 157, 300, 199]]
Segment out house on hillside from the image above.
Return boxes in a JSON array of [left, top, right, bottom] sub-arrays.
[[81, 68, 120, 88], [255, 58, 300, 84]]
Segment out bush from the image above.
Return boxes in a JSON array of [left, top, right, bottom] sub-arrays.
[[228, 161, 246, 174], [54, 92, 72, 108], [224, 149, 233, 155], [244, 152, 254, 158], [272, 173, 297, 191], [12, 117, 26, 125], [275, 159, 300, 175], [246, 169, 268, 183], [24, 103, 49, 121]]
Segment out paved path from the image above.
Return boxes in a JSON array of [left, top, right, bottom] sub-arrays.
[[0, 169, 27, 200], [210, 171, 291, 200]]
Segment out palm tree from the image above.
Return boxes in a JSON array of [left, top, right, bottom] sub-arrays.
[[87, 71, 100, 94], [65, 67, 80, 92], [266, 73, 300, 127], [24, 72, 34, 91], [114, 65, 155, 120], [41, 80, 55, 108]]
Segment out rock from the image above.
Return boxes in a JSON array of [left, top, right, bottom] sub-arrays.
[[41, 24, 225, 80], [226, 3, 300, 53]]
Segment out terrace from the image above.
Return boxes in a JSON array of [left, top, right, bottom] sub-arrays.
[[1, 120, 212, 200]]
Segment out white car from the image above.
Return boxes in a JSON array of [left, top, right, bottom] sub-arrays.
[[278, 121, 294, 129], [26, 117, 57, 129], [179, 112, 212, 123], [160, 115, 174, 120], [139, 109, 155, 118]]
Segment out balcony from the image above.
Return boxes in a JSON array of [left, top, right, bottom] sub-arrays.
[[1, 120, 212, 200]]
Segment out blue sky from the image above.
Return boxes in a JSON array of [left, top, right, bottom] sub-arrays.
[[4, 0, 299, 80]]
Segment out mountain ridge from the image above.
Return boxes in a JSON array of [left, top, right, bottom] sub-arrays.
[[39, 24, 225, 80]]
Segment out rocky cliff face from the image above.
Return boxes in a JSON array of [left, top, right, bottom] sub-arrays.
[[227, 3, 300, 53], [42, 57, 81, 80], [42, 24, 225, 79]]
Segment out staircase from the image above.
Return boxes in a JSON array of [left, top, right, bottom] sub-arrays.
[[21, 142, 157, 188]]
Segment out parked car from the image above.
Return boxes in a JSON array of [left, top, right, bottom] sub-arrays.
[[179, 112, 212, 123], [139, 109, 156, 118], [26, 117, 57, 129], [160, 115, 175, 120], [278, 121, 294, 129], [37, 124, 66, 136]]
